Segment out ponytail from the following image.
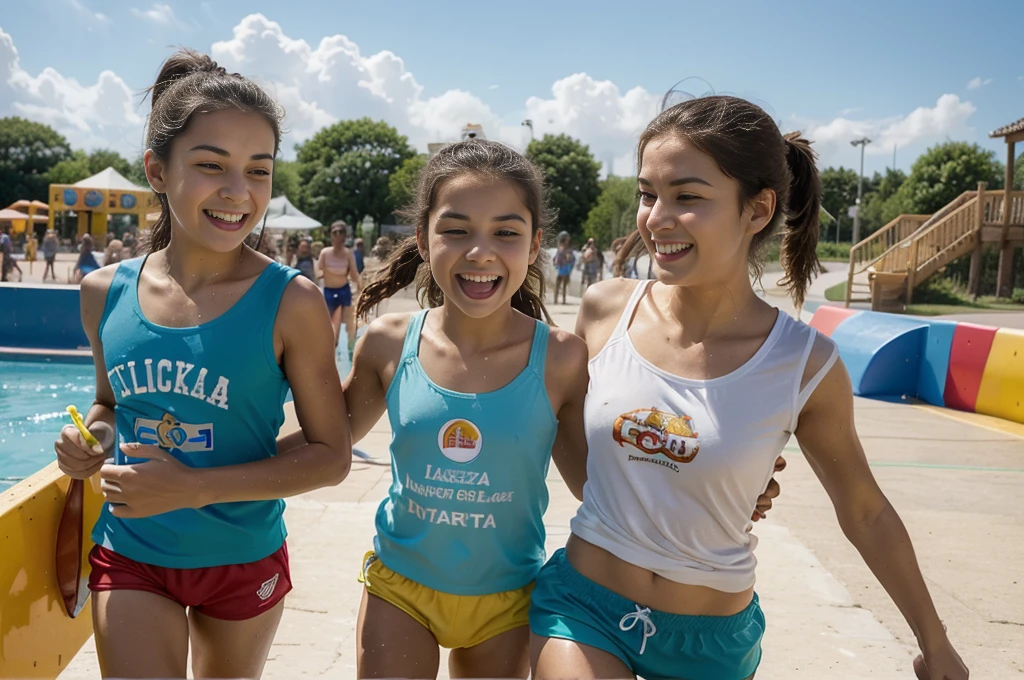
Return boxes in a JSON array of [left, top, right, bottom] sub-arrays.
[[777, 132, 822, 310], [357, 233, 553, 324]]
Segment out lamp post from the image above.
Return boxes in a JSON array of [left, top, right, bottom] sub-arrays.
[[521, 119, 534, 141], [850, 137, 871, 244]]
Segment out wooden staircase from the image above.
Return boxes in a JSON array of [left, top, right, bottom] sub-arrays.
[[845, 187, 1024, 310]]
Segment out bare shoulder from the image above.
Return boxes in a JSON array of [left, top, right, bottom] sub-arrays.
[[364, 310, 416, 342], [79, 264, 120, 330], [576, 277, 644, 350], [278, 273, 326, 320], [546, 325, 589, 380], [353, 311, 416, 369]]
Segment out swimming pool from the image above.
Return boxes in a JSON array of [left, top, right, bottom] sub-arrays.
[[0, 347, 356, 490], [0, 360, 96, 489]]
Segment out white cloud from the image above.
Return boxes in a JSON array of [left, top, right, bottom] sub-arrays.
[[793, 94, 976, 168], [0, 14, 982, 180], [0, 27, 144, 155], [68, 0, 110, 25], [967, 76, 993, 90], [488, 84, 498, 90], [132, 4, 176, 25]]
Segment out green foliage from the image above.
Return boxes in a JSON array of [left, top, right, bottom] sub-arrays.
[[0, 117, 72, 206], [913, 276, 965, 305], [45, 150, 92, 185], [1015, 151, 1024, 190], [387, 154, 428, 214], [582, 176, 638, 247], [819, 166, 859, 240], [86, 148, 132, 177], [295, 118, 415, 230], [271, 159, 301, 200], [127, 155, 149, 188], [1011, 288, 1024, 305], [526, 134, 601, 239], [889, 141, 1004, 215]]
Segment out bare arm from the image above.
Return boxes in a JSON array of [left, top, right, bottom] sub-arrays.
[[190, 277, 353, 503], [348, 250, 360, 291], [54, 267, 118, 478], [796, 355, 966, 676], [547, 328, 589, 501], [277, 313, 408, 452]]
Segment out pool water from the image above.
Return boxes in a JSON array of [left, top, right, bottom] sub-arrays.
[[0, 360, 96, 489], [0, 345, 357, 491]]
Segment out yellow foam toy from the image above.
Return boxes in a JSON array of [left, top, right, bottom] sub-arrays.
[[975, 328, 1024, 424]]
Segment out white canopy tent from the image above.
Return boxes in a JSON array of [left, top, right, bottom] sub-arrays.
[[263, 195, 320, 231]]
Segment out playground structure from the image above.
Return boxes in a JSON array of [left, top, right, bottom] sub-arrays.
[[46, 167, 158, 239], [811, 306, 1024, 424], [845, 116, 1024, 310]]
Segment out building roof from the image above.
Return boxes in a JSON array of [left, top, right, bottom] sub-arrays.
[[989, 117, 1024, 139], [72, 167, 150, 192]]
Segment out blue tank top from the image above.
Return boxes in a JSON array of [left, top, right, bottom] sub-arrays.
[[91, 256, 299, 568], [374, 310, 557, 595]]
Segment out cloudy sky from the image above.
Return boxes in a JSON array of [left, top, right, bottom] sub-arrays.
[[2, 0, 1021, 177]]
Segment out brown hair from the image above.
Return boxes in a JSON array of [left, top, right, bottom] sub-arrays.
[[357, 140, 553, 322], [142, 48, 284, 253], [616, 95, 822, 308]]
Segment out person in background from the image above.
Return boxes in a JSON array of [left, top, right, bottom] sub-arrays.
[[352, 237, 365, 275], [73, 233, 101, 283], [42, 229, 59, 281], [0, 228, 13, 282], [293, 238, 317, 281], [25, 232, 38, 265], [104, 239, 125, 268], [311, 240, 325, 260], [579, 238, 600, 295], [319, 221, 361, 353], [552, 231, 576, 305]]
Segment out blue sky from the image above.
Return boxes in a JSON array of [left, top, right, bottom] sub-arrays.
[[2, 0, 1021, 176]]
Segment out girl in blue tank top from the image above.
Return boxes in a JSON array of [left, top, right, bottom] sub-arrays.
[[52, 49, 352, 680], [282, 140, 591, 678]]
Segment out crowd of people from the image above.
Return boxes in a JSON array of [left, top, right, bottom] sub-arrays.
[[49, 47, 968, 680]]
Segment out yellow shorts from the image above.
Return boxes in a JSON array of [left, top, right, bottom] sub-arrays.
[[357, 551, 533, 649]]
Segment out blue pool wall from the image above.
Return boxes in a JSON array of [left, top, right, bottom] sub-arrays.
[[0, 285, 88, 351]]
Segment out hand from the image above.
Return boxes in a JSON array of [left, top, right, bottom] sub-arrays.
[[55, 422, 114, 480], [914, 641, 968, 679], [752, 455, 787, 522], [99, 443, 203, 519]]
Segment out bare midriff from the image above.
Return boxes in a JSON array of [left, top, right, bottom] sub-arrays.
[[565, 534, 754, 617], [322, 247, 350, 289]]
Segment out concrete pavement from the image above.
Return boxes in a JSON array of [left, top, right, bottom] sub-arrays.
[[56, 272, 1023, 679]]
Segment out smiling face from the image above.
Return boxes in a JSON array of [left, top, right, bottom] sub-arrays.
[[637, 133, 774, 289], [145, 108, 275, 253], [420, 173, 542, 319]]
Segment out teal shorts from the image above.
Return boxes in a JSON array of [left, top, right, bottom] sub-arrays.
[[529, 549, 764, 680]]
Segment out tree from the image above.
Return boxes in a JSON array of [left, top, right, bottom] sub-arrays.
[[819, 167, 860, 242], [272, 159, 301, 200], [1015, 151, 1024, 190], [890, 141, 1005, 215], [295, 118, 415, 233], [859, 168, 907, 234], [526, 134, 601, 240], [45, 150, 93, 185], [583, 176, 638, 247], [0, 117, 72, 207], [86, 148, 132, 177], [127, 155, 150, 188], [388, 154, 428, 214]]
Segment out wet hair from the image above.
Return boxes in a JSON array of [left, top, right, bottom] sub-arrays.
[[357, 140, 553, 322], [142, 48, 284, 253], [616, 95, 822, 308]]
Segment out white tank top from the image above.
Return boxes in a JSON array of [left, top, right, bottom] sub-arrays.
[[570, 280, 838, 593]]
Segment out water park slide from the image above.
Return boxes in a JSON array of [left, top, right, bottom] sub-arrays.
[[810, 306, 1024, 424], [0, 464, 103, 678]]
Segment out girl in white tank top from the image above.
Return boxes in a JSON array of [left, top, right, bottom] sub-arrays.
[[529, 97, 968, 680]]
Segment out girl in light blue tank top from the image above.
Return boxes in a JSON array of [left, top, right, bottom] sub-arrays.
[[323, 141, 592, 678], [52, 49, 352, 680]]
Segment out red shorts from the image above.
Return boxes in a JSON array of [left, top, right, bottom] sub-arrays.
[[88, 543, 292, 621]]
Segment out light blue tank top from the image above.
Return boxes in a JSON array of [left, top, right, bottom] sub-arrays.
[[92, 255, 299, 568], [374, 310, 557, 595]]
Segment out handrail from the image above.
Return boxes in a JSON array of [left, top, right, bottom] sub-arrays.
[[844, 214, 929, 306]]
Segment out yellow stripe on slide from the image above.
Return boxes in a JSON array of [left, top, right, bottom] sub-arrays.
[[0, 463, 103, 678], [975, 328, 1024, 425]]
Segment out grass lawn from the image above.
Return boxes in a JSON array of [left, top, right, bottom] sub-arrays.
[[824, 281, 847, 302], [823, 281, 1023, 314]]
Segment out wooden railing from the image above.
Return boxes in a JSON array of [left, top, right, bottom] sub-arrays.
[[844, 214, 929, 306], [982, 190, 1024, 226], [905, 197, 979, 298]]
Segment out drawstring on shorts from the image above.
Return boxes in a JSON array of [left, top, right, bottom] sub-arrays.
[[619, 605, 657, 655]]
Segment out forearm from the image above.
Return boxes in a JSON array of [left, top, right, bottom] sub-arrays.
[[85, 401, 117, 453], [194, 441, 351, 505], [841, 501, 947, 650]]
